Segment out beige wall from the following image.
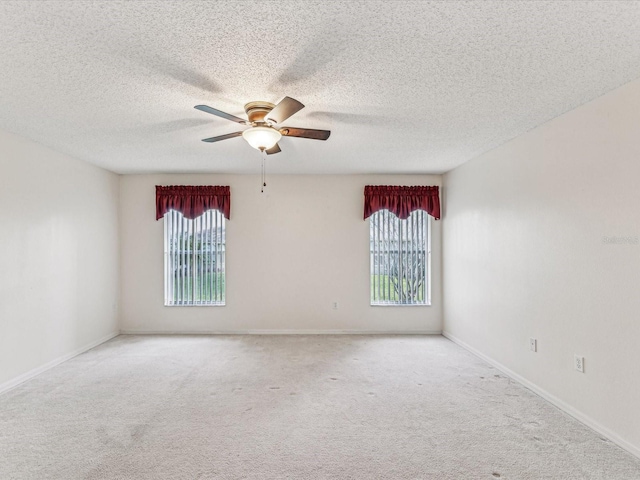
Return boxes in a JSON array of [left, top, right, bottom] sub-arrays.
[[443, 79, 640, 456], [120, 174, 442, 333], [0, 130, 120, 389]]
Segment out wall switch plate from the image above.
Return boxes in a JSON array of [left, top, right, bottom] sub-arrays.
[[574, 355, 585, 373], [529, 338, 537, 352]]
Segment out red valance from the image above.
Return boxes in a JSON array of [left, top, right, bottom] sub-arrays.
[[364, 185, 440, 220], [156, 185, 230, 220]]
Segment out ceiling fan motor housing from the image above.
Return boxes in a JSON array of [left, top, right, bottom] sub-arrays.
[[244, 101, 275, 124]]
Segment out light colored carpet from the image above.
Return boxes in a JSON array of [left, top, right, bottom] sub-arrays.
[[1, 335, 639, 480]]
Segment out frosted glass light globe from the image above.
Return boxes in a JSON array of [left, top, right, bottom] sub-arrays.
[[242, 126, 282, 151]]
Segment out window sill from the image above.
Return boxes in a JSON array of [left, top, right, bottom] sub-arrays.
[[164, 304, 226, 307], [370, 303, 431, 307]]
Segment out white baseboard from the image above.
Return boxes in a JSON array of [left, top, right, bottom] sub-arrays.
[[0, 331, 119, 396], [442, 331, 640, 461], [120, 329, 442, 335]]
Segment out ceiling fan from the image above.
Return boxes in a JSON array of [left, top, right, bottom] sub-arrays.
[[194, 97, 330, 154]]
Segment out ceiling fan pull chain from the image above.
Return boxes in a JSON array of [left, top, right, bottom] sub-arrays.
[[261, 150, 267, 193]]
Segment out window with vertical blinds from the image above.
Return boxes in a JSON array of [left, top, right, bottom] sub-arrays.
[[164, 209, 225, 306], [370, 209, 430, 305]]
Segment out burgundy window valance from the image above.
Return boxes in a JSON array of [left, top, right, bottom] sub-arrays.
[[156, 185, 230, 220], [364, 185, 440, 220]]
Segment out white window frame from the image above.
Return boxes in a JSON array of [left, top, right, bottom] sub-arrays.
[[163, 209, 226, 306], [369, 209, 431, 306]]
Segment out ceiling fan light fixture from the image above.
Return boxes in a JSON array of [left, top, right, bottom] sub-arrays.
[[242, 126, 282, 151], [195, 97, 331, 153]]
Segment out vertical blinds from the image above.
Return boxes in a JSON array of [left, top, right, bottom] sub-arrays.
[[164, 209, 225, 306], [370, 209, 429, 305]]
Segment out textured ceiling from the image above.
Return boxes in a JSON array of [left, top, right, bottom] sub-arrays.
[[1, 1, 640, 175]]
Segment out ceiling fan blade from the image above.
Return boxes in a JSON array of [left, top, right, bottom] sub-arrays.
[[201, 131, 244, 143], [265, 143, 281, 155], [194, 105, 247, 124], [266, 96, 304, 124], [280, 127, 331, 140]]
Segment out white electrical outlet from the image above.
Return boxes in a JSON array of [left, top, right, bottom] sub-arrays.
[[529, 338, 537, 352], [332, 302, 339, 310], [574, 355, 584, 373]]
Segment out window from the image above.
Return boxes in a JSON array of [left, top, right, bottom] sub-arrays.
[[164, 209, 225, 306], [370, 209, 430, 305]]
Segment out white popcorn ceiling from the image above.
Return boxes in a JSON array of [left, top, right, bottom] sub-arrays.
[[1, 0, 640, 174]]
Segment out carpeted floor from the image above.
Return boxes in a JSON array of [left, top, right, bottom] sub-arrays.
[[1, 335, 639, 479]]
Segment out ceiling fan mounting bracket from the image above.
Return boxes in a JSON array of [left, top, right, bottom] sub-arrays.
[[244, 101, 275, 123]]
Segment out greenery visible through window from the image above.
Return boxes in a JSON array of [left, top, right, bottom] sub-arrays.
[[164, 209, 225, 306], [370, 210, 430, 305]]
